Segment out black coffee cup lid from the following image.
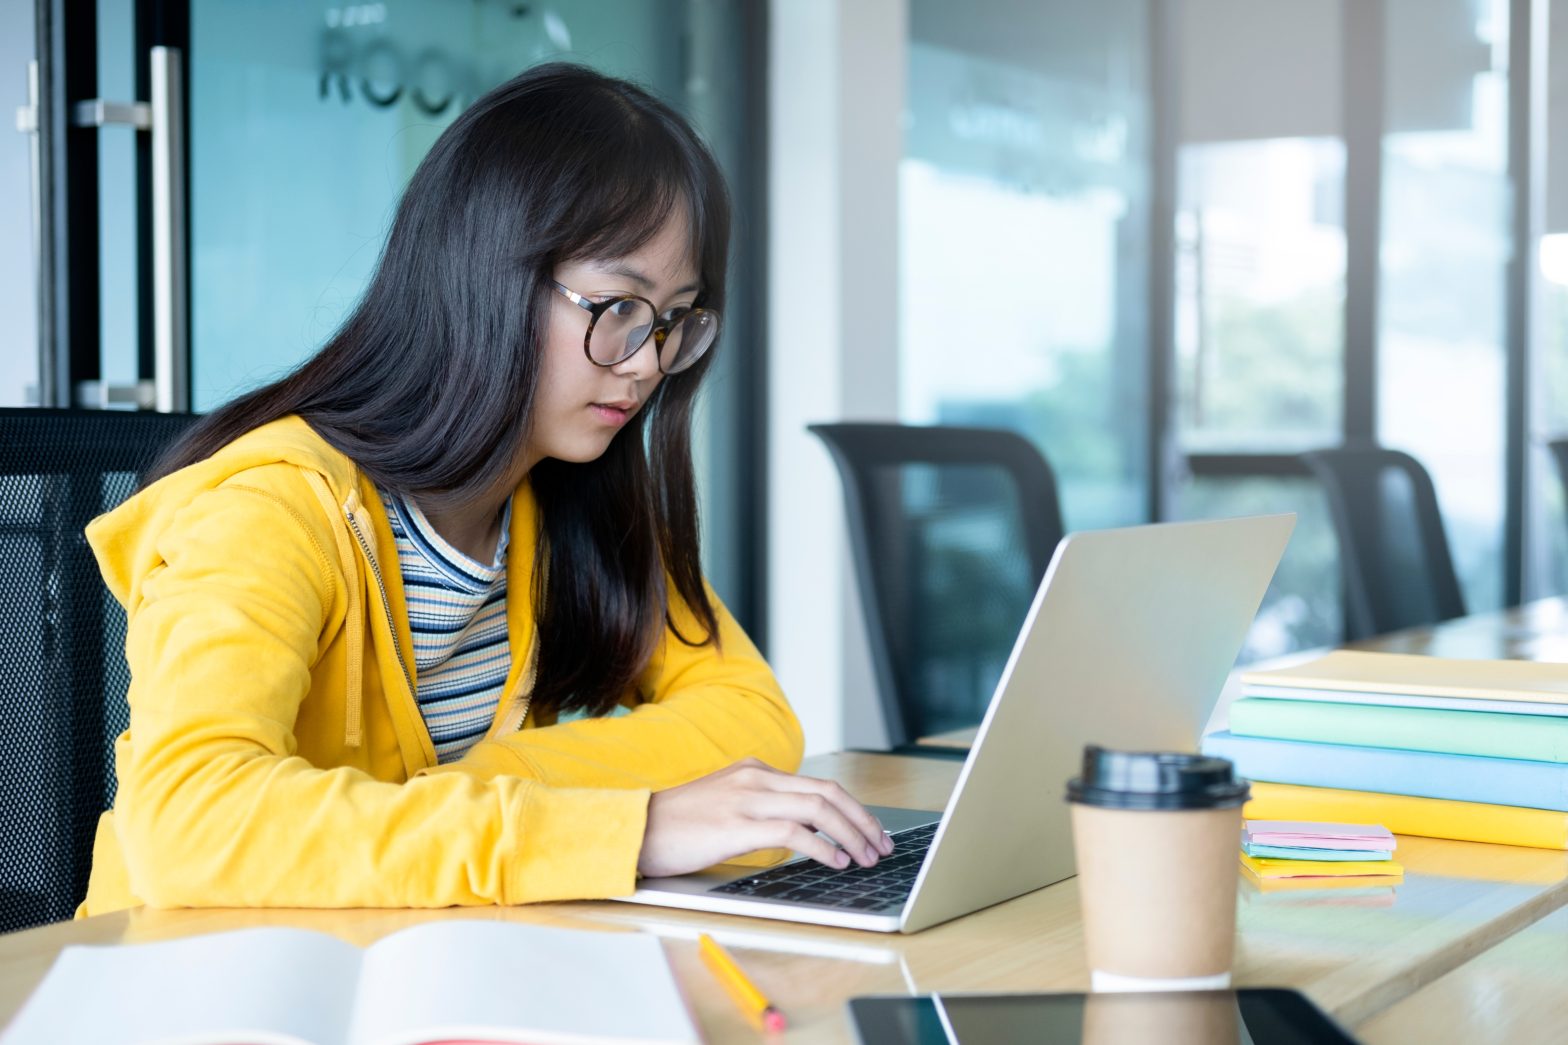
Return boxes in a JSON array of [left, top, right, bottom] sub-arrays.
[[1066, 745, 1250, 811]]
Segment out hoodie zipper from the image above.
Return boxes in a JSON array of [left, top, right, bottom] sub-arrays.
[[345, 491, 535, 743], [491, 644, 537, 737], [343, 503, 417, 705]]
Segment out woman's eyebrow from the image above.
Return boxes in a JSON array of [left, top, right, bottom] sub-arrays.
[[595, 262, 700, 297]]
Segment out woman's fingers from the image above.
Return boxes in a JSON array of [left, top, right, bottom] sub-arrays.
[[743, 769, 892, 858], [747, 791, 884, 866], [637, 759, 895, 878], [774, 823, 853, 870]]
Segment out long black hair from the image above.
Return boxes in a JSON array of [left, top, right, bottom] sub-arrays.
[[148, 63, 729, 717]]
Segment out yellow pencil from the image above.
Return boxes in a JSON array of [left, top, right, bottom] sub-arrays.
[[698, 932, 787, 1032]]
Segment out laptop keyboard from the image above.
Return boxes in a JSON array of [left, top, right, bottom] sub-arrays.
[[707, 821, 937, 912]]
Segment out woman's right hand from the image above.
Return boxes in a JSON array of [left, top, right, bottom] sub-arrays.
[[636, 758, 895, 879]]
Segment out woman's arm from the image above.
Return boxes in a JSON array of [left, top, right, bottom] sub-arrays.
[[111, 477, 648, 909], [420, 581, 900, 875], [426, 585, 804, 791]]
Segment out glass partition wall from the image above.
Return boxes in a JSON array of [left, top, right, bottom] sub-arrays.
[[900, 0, 1551, 659], [901, 1, 1152, 536], [1531, 0, 1568, 596], [40, 0, 767, 630], [185, 0, 764, 625]]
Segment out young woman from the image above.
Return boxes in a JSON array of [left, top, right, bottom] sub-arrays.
[[78, 63, 891, 916]]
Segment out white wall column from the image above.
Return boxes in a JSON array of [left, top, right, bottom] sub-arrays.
[[768, 0, 907, 754]]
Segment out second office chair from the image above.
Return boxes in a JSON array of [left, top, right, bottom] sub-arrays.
[[1299, 444, 1466, 642], [809, 423, 1065, 753]]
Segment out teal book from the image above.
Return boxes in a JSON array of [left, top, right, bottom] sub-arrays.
[[1227, 697, 1568, 763]]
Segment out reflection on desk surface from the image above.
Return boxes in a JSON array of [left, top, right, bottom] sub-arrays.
[[1355, 901, 1568, 1044]]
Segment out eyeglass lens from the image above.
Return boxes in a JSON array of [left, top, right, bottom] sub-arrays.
[[589, 298, 718, 373]]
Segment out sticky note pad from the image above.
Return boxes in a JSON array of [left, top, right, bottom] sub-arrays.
[[1243, 842, 1394, 861], [1244, 819, 1397, 852], [1239, 852, 1404, 879]]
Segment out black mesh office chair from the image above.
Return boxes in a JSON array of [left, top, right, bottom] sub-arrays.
[[0, 408, 198, 933], [808, 423, 1065, 754], [1547, 438, 1568, 526], [1299, 444, 1466, 642]]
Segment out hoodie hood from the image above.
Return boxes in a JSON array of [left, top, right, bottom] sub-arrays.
[[89, 415, 360, 612], [88, 414, 373, 748]]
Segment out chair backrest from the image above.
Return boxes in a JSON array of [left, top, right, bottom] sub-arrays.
[[1547, 438, 1568, 521], [1299, 444, 1466, 642], [808, 423, 1065, 748], [0, 408, 199, 933]]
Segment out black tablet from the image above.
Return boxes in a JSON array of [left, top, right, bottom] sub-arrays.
[[847, 988, 1360, 1045]]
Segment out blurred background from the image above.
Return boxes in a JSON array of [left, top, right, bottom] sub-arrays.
[[5, 0, 1567, 753]]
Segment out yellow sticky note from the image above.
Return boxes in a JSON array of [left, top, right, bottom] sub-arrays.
[[1239, 851, 1404, 879]]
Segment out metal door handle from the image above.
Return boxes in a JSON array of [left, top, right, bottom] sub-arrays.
[[17, 61, 42, 405], [64, 46, 189, 413], [149, 47, 187, 413]]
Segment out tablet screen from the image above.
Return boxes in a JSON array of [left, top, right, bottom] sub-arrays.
[[847, 988, 1360, 1045]]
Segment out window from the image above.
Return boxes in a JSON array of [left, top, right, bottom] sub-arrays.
[[900, 0, 1151, 534]]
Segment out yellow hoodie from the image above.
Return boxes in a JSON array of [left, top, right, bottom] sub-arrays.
[[79, 415, 803, 916]]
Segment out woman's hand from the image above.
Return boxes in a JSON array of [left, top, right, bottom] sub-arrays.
[[636, 758, 895, 878]]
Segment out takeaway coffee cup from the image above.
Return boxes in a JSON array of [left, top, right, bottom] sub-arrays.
[[1066, 745, 1250, 992]]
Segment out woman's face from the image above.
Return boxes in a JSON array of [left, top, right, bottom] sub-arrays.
[[522, 210, 700, 472]]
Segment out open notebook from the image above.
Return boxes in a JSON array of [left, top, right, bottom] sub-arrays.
[[0, 920, 698, 1045]]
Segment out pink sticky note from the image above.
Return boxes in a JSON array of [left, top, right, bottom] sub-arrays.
[[1244, 820, 1397, 851]]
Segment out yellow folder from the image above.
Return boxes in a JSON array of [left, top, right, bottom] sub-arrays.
[[1244, 781, 1568, 850]]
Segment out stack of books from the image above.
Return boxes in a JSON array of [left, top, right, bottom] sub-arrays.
[[1201, 651, 1568, 850], [1238, 820, 1401, 882]]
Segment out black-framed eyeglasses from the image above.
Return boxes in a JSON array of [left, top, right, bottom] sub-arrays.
[[552, 281, 720, 375]]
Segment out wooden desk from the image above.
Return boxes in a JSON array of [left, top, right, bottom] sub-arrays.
[[4, 750, 1568, 1043], [1345, 596, 1568, 662], [5, 599, 1566, 1042], [1354, 901, 1568, 1043]]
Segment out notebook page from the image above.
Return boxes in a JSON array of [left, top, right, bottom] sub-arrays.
[[0, 927, 361, 1045], [346, 921, 698, 1045]]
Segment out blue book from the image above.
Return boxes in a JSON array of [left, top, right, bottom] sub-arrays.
[[1202, 731, 1568, 812]]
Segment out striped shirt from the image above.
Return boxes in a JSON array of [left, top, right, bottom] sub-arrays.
[[382, 491, 512, 763]]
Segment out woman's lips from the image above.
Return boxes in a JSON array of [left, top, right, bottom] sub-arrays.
[[590, 402, 635, 426]]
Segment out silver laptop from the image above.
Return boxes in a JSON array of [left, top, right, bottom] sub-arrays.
[[617, 513, 1295, 933]]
